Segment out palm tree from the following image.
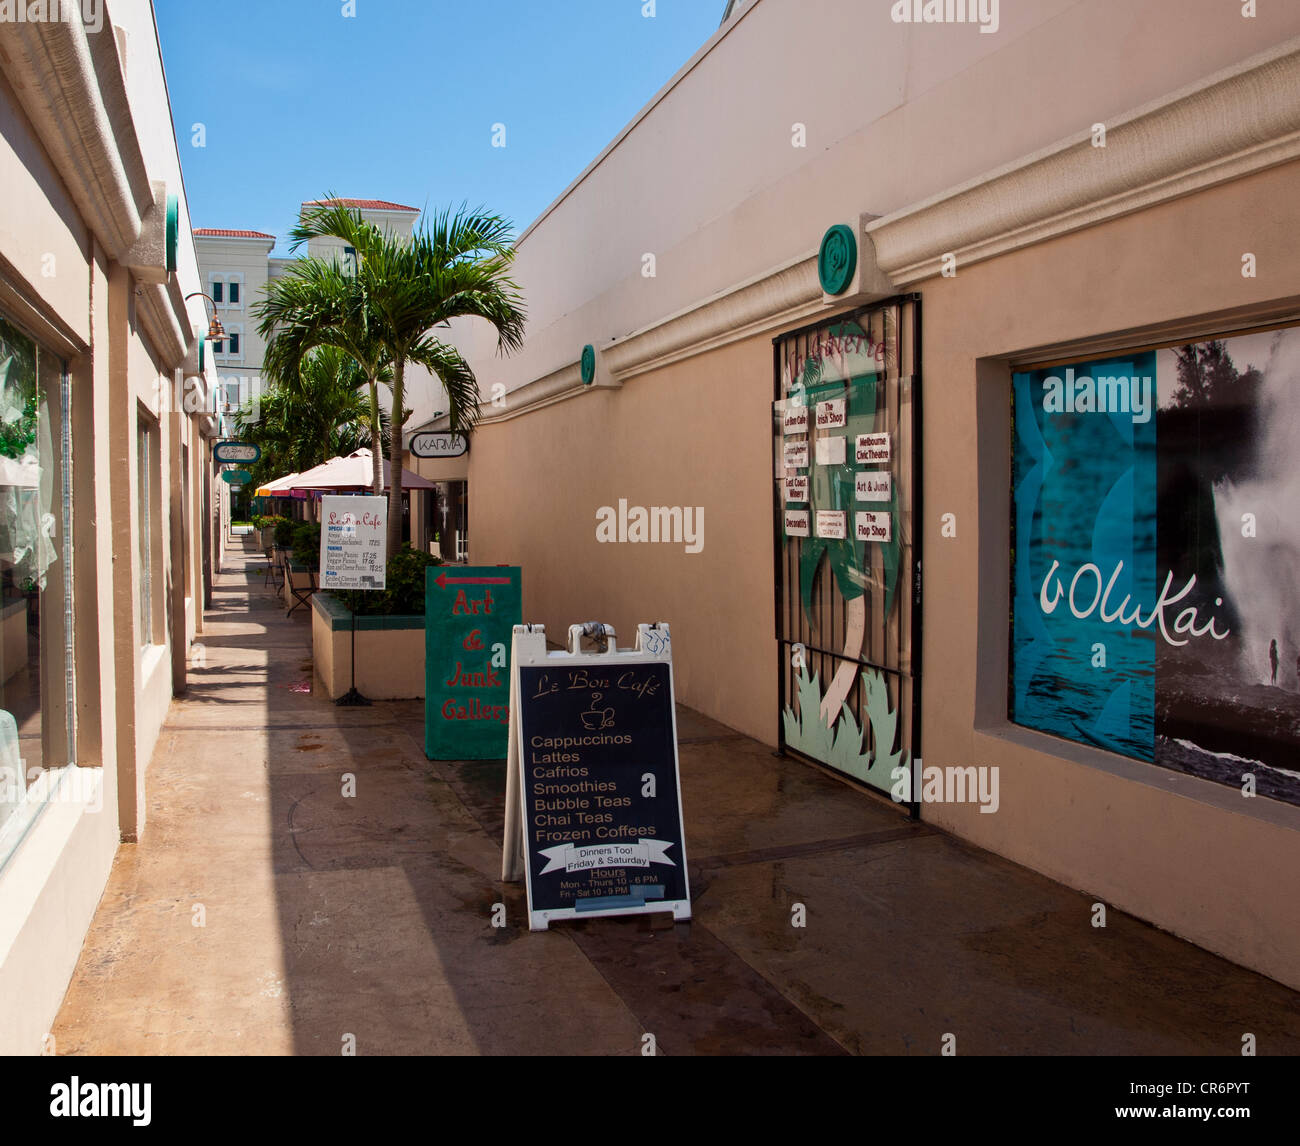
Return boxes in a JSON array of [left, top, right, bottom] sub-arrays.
[[290, 198, 526, 556], [257, 254, 390, 496]]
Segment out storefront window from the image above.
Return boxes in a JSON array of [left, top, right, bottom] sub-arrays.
[[1011, 324, 1300, 806], [0, 314, 72, 845]]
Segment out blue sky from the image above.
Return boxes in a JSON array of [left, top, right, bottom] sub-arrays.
[[157, 0, 725, 255]]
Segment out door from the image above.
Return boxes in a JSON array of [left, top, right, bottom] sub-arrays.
[[773, 297, 922, 811]]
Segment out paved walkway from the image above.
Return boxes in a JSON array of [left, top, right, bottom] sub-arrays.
[[52, 537, 1300, 1055]]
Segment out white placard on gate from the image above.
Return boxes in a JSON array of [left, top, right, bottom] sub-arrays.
[[815, 436, 847, 466], [502, 622, 691, 932], [320, 495, 387, 589], [856, 471, 892, 502], [856, 432, 891, 465], [856, 510, 892, 543]]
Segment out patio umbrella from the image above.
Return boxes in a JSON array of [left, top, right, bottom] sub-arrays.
[[254, 472, 303, 497], [287, 448, 436, 491]]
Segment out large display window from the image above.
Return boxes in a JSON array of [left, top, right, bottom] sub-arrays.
[[0, 314, 73, 851], [1012, 324, 1300, 806]]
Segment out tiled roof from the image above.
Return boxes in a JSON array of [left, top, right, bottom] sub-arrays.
[[304, 198, 419, 212], [194, 228, 277, 239]]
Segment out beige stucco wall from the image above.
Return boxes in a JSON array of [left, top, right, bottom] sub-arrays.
[[470, 334, 776, 743]]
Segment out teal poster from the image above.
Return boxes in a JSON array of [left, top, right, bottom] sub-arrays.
[[1012, 331, 1300, 806], [425, 566, 522, 760]]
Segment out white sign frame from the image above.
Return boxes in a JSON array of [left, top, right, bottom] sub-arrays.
[[409, 432, 469, 459], [503, 622, 692, 932], [320, 495, 388, 590]]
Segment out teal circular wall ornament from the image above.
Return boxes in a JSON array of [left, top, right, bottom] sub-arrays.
[[580, 344, 596, 386], [818, 224, 857, 295]]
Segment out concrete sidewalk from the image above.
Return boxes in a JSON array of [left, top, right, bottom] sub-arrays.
[[51, 537, 1300, 1055]]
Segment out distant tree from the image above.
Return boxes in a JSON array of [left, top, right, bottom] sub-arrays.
[[235, 346, 384, 488]]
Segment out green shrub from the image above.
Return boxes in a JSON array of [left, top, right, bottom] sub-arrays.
[[331, 546, 442, 616], [273, 518, 296, 547], [290, 521, 322, 569]]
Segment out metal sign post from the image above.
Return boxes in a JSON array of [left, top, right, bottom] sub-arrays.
[[319, 494, 387, 707]]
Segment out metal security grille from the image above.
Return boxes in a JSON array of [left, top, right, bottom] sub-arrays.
[[772, 296, 922, 812]]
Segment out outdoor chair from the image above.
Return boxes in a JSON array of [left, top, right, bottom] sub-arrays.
[[285, 566, 319, 618], [264, 545, 287, 593]]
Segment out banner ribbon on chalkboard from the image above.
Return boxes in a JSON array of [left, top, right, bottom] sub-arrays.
[[539, 839, 677, 874]]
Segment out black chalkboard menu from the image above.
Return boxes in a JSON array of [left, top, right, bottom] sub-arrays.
[[516, 659, 690, 926]]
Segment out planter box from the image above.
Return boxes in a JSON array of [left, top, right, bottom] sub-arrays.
[[311, 593, 425, 700]]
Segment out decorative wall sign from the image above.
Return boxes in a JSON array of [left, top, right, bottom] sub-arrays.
[[320, 495, 387, 589], [214, 441, 261, 464], [783, 405, 809, 435], [580, 344, 596, 385], [817, 223, 858, 296], [784, 509, 810, 537], [856, 472, 892, 502], [815, 510, 846, 539], [784, 441, 809, 468], [785, 474, 809, 502], [425, 566, 522, 760], [856, 510, 892, 543], [504, 623, 691, 930], [855, 432, 891, 465], [409, 432, 468, 459]]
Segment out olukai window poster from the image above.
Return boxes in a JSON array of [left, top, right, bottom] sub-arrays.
[[1012, 329, 1300, 805]]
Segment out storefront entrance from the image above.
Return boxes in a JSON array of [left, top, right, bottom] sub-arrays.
[[772, 298, 921, 810]]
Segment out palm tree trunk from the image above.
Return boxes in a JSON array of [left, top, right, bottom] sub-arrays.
[[388, 357, 406, 556], [369, 379, 383, 497]]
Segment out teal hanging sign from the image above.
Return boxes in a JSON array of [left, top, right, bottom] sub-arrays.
[[425, 566, 522, 760], [221, 469, 253, 485]]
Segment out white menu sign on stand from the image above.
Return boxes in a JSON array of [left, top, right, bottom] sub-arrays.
[[320, 495, 388, 590]]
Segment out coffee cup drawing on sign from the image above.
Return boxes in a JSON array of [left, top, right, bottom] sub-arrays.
[[581, 693, 616, 731]]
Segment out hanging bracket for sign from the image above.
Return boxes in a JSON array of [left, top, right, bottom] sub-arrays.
[[502, 621, 691, 931]]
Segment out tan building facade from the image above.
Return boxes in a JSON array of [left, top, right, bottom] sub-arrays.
[[0, 0, 221, 1052], [420, 0, 1300, 989]]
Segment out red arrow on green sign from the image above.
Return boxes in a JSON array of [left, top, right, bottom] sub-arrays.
[[435, 571, 512, 589]]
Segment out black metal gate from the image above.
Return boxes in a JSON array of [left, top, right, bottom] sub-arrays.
[[773, 296, 922, 813]]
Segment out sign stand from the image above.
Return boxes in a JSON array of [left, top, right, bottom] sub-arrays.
[[319, 494, 387, 708], [503, 621, 691, 931], [336, 612, 368, 707]]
